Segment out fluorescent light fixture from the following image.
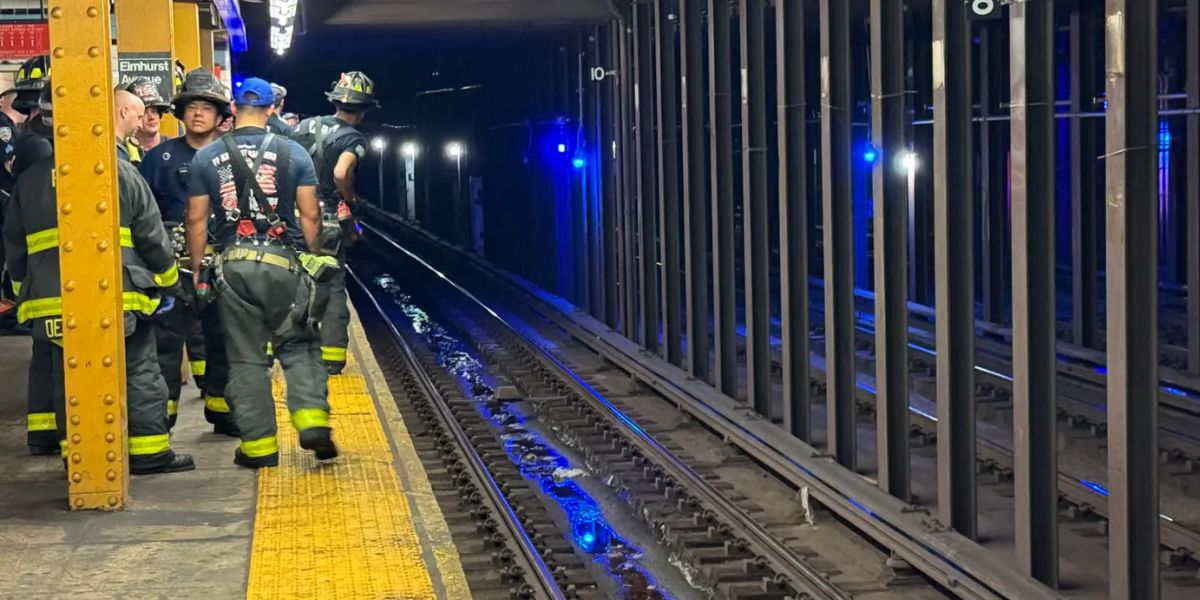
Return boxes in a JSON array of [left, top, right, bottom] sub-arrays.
[[269, 0, 298, 56]]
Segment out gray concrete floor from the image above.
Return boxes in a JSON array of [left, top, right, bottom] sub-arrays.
[[0, 334, 255, 599]]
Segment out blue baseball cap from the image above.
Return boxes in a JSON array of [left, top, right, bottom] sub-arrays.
[[233, 77, 275, 107]]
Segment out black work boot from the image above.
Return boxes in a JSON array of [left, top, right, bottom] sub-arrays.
[[29, 444, 59, 456], [324, 361, 345, 376], [299, 427, 339, 461], [212, 420, 241, 437], [131, 453, 196, 475], [233, 449, 279, 469]]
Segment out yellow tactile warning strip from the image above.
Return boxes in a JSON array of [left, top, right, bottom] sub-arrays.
[[246, 310, 469, 599]]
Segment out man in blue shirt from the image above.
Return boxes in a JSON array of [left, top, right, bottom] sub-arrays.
[[141, 68, 235, 434], [186, 78, 337, 468]]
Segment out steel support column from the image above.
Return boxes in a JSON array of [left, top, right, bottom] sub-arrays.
[[870, 0, 909, 501], [1071, 10, 1099, 350], [656, 0, 683, 366], [173, 1, 200, 69], [620, 15, 639, 339], [741, 0, 770, 415], [1010, 0, 1058, 586], [591, 27, 608, 322], [777, 0, 809, 440], [820, 0, 856, 469], [116, 0, 177, 135], [634, 4, 661, 352], [1189, 0, 1200, 374], [681, 0, 710, 379], [979, 25, 1006, 324], [1104, 1, 1160, 597], [603, 24, 620, 329], [709, 0, 737, 396], [51, 0, 129, 510], [932, 0, 976, 539]]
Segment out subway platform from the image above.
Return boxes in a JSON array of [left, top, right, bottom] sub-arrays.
[[0, 310, 469, 599]]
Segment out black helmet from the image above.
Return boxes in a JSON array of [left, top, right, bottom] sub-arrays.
[[121, 77, 171, 112], [7, 55, 50, 115], [325, 71, 379, 109], [36, 86, 52, 127], [171, 67, 231, 119]]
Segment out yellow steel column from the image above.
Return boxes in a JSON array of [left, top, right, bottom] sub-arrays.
[[200, 29, 215, 70], [49, 0, 128, 510], [115, 0, 178, 136], [173, 2, 201, 70]]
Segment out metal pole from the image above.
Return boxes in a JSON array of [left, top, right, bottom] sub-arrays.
[[681, 0, 710, 379], [741, 0, 769, 416], [1010, 0, 1058, 586], [709, 0, 737, 396], [378, 148, 386, 207], [1104, 0, 1160, 597], [603, 23, 620, 329], [620, 15, 639, 339], [1188, 0, 1200, 374], [979, 25, 1006, 324], [870, 0, 909, 501], [1071, 10, 1099, 350], [634, 3, 660, 352], [777, 0, 809, 441], [656, 0, 682, 366], [819, 0, 856, 469], [932, 0, 976, 539]]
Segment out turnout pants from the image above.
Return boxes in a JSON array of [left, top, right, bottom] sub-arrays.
[[50, 322, 176, 468], [318, 267, 349, 370], [26, 338, 60, 450], [155, 298, 232, 429], [216, 247, 330, 462]]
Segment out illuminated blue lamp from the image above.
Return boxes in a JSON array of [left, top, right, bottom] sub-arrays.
[[862, 144, 879, 164], [210, 0, 249, 54], [572, 155, 586, 169], [557, 143, 568, 154]]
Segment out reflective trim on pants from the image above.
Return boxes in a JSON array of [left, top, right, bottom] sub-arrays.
[[129, 434, 170, 456], [240, 436, 278, 458], [190, 360, 207, 377], [205, 395, 230, 413], [167, 399, 179, 417], [291, 408, 330, 431], [321, 346, 347, 363], [27, 412, 56, 432], [59, 439, 67, 458], [154, 264, 180, 288]]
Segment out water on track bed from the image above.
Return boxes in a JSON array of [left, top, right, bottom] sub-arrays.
[[361, 266, 701, 600]]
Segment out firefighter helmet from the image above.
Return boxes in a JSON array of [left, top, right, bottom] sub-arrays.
[[37, 86, 52, 127], [6, 55, 50, 115], [270, 82, 287, 107], [171, 67, 231, 119], [325, 71, 379, 110], [121, 77, 172, 112]]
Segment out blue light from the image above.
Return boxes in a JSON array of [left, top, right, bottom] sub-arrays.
[[557, 143, 567, 154], [572, 156, 586, 169], [582, 532, 595, 543], [1094, 365, 1108, 376], [862, 145, 878, 164], [1081, 479, 1110, 496]]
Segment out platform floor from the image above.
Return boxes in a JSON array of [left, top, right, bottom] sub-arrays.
[[0, 310, 468, 599]]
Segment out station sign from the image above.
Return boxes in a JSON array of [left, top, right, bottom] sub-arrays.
[[117, 52, 173, 102], [0, 23, 50, 61]]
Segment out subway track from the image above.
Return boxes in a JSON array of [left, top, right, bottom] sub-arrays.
[[353, 229, 955, 600]]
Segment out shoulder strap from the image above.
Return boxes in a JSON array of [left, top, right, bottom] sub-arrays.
[[221, 133, 276, 218]]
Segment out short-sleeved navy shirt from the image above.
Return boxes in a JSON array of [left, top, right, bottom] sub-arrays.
[[291, 116, 367, 208], [187, 127, 317, 249], [141, 137, 201, 224]]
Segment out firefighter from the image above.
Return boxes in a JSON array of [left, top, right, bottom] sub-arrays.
[[4, 87, 194, 473], [186, 78, 337, 468], [7, 55, 53, 181], [266, 83, 293, 136], [113, 88, 145, 164], [141, 68, 235, 434], [290, 71, 376, 375], [125, 78, 172, 153]]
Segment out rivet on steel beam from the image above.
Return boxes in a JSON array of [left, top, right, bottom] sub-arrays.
[[72, 453, 82, 464], [55, 85, 66, 98], [66, 318, 76, 329], [70, 415, 80, 425], [63, 241, 74, 252], [52, 47, 64, 58], [106, 470, 117, 481], [58, 164, 71, 175], [103, 393, 115, 405], [93, 162, 105, 174], [90, 85, 101, 97], [86, 6, 98, 17], [87, 46, 100, 58], [105, 432, 115, 442], [68, 396, 79, 407], [56, 126, 68, 137], [102, 356, 113, 367], [106, 451, 116, 462], [91, 124, 104, 136], [67, 357, 78, 368], [108, 495, 119, 507], [100, 317, 113, 328], [50, 7, 62, 19], [97, 240, 109, 251], [64, 280, 75, 292], [71, 473, 82, 483], [61, 202, 72, 214], [96, 201, 108, 213], [71, 434, 80, 443], [98, 279, 110, 290], [105, 413, 115, 424], [73, 498, 84, 509]]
